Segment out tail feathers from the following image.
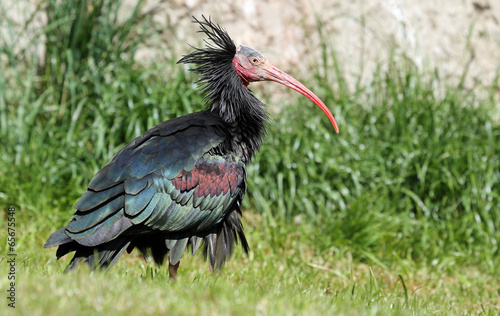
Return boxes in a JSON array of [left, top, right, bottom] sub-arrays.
[[45, 221, 133, 270], [204, 211, 249, 270], [204, 233, 217, 269], [130, 209, 248, 270], [169, 238, 189, 265], [190, 236, 203, 255], [227, 211, 249, 254], [46, 210, 249, 272], [65, 237, 132, 272], [44, 228, 72, 249], [134, 236, 189, 266]]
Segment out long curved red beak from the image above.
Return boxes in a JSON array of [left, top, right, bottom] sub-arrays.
[[262, 62, 339, 134]]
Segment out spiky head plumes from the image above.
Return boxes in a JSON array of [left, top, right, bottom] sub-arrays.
[[177, 15, 269, 155], [177, 16, 242, 113]]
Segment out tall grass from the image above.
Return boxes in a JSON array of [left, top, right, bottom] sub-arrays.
[[1, 0, 499, 285], [1, 1, 500, 314], [1, 0, 188, 213], [249, 59, 500, 270]]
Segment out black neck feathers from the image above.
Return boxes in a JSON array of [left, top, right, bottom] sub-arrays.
[[177, 16, 268, 162]]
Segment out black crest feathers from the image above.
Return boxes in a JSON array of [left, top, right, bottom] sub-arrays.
[[193, 15, 236, 57], [177, 16, 242, 109], [177, 15, 236, 78]]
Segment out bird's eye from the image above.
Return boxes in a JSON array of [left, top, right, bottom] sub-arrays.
[[251, 58, 259, 64]]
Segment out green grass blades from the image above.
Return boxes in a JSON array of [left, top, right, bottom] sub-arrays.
[[248, 61, 500, 271], [1, 1, 499, 315], [1, 220, 499, 315]]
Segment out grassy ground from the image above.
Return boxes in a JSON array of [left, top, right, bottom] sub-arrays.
[[1, 1, 499, 315]]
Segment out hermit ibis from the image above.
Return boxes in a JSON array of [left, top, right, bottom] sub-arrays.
[[44, 15, 338, 279]]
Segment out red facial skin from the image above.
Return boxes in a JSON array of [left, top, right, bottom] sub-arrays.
[[232, 45, 339, 134]]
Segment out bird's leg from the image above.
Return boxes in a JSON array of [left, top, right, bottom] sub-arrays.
[[168, 261, 180, 281]]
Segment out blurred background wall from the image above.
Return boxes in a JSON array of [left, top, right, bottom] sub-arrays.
[[3, 0, 499, 90]]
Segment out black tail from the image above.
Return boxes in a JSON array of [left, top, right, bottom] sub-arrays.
[[204, 210, 249, 270], [131, 210, 249, 270], [44, 210, 249, 271], [44, 228, 131, 271]]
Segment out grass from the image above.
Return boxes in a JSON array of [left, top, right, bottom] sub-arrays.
[[1, 1, 499, 314], [3, 219, 500, 315]]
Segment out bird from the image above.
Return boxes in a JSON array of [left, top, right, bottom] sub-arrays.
[[44, 15, 339, 280]]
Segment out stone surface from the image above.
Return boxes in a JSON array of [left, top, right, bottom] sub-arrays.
[[2, 0, 499, 90]]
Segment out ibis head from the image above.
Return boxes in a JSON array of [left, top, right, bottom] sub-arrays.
[[232, 45, 339, 133]]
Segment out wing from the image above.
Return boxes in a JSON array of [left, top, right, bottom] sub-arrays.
[[142, 153, 246, 232], [45, 111, 249, 269], [63, 151, 246, 253], [87, 111, 229, 190], [57, 110, 234, 242]]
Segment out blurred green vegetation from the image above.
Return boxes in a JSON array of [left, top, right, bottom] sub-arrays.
[[0, 0, 499, 315]]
